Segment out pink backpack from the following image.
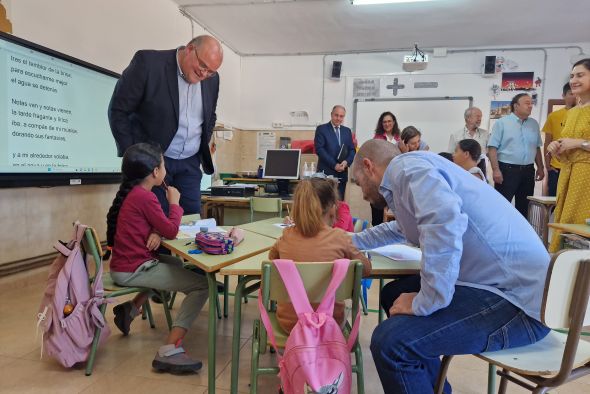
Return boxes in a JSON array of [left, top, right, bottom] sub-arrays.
[[36, 223, 110, 367], [258, 259, 361, 394]]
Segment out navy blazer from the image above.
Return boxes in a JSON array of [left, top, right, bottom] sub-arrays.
[[108, 49, 219, 174], [314, 122, 355, 179]]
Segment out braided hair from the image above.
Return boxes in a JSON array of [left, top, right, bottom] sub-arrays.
[[104, 143, 163, 259]]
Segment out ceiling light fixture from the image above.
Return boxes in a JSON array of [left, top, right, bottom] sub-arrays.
[[351, 0, 435, 5]]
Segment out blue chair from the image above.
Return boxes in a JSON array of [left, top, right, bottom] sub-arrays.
[[352, 217, 372, 316]]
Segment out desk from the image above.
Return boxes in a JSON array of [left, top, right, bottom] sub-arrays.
[[161, 228, 275, 394], [237, 217, 285, 239], [527, 196, 557, 247], [220, 251, 420, 394], [548, 223, 590, 238], [201, 196, 293, 225]]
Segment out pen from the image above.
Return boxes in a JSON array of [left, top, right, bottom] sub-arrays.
[[184, 241, 192, 246], [162, 180, 168, 190]]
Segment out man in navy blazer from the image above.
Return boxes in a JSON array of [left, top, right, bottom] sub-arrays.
[[314, 105, 356, 199], [109, 35, 223, 214]]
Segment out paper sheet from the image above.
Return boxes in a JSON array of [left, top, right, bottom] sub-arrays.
[[177, 218, 226, 239], [369, 244, 422, 261], [273, 223, 293, 229]]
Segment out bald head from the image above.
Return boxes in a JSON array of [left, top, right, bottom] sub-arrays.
[[353, 139, 402, 171], [352, 140, 402, 209]]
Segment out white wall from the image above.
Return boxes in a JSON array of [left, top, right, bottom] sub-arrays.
[[0, 0, 241, 265], [240, 44, 590, 132]]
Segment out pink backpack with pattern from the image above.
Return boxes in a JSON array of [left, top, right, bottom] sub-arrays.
[[36, 223, 110, 367], [258, 259, 361, 394]]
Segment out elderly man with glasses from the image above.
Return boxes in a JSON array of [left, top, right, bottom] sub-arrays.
[[109, 35, 223, 215]]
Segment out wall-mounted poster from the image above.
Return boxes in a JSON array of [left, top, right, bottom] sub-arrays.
[[501, 72, 535, 91], [490, 101, 511, 119]]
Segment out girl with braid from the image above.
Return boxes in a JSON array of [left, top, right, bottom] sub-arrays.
[[106, 143, 208, 374]]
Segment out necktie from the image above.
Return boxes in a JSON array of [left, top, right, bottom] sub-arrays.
[[335, 126, 341, 146]]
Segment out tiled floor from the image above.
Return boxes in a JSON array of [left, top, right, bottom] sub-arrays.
[[1, 267, 589, 394]]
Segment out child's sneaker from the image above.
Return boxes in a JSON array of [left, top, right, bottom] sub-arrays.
[[113, 301, 137, 336], [152, 340, 202, 373]]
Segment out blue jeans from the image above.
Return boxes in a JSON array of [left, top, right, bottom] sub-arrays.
[[371, 277, 549, 394]]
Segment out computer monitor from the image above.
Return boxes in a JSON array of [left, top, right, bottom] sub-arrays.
[[263, 149, 301, 179]]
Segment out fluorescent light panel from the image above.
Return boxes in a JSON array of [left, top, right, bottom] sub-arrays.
[[352, 0, 436, 5]]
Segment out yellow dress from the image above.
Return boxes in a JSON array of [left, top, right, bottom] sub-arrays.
[[549, 105, 590, 252]]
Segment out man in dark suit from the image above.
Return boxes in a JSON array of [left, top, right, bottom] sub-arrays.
[[109, 35, 223, 214], [314, 105, 356, 200]]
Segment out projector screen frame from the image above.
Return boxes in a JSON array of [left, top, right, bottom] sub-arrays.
[[0, 31, 121, 188]]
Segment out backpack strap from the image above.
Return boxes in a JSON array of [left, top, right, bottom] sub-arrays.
[[257, 289, 282, 360], [74, 222, 87, 243], [347, 311, 361, 352], [315, 259, 351, 317], [273, 259, 314, 315]]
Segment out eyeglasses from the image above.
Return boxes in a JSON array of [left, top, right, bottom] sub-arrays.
[[193, 48, 216, 77]]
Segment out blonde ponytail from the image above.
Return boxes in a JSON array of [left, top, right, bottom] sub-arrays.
[[292, 178, 338, 237]]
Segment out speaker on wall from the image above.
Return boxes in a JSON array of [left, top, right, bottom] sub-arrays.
[[330, 61, 342, 79], [484, 56, 496, 75]]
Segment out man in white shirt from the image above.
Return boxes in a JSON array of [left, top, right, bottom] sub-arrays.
[[448, 107, 489, 154]]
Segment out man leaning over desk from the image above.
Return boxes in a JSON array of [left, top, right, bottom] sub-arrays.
[[350, 139, 550, 394], [109, 35, 223, 215]]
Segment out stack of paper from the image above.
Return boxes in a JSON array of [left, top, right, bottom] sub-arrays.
[[177, 218, 226, 239], [370, 244, 422, 261]]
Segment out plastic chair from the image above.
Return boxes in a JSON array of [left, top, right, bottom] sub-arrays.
[[250, 260, 365, 393], [249, 197, 282, 223], [352, 217, 371, 315], [434, 250, 590, 394], [81, 227, 173, 376]]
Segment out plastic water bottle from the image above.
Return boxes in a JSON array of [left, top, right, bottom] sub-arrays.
[[310, 161, 316, 175], [303, 162, 310, 177]]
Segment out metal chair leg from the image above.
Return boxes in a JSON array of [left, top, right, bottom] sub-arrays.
[[354, 343, 365, 394], [160, 291, 173, 330], [360, 293, 369, 315], [85, 303, 107, 376], [434, 355, 454, 394], [168, 291, 177, 310], [487, 364, 497, 394], [144, 300, 156, 328], [250, 320, 261, 394]]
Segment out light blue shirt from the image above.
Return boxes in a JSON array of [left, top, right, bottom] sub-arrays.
[[164, 49, 204, 160], [487, 113, 542, 165], [352, 151, 549, 321]]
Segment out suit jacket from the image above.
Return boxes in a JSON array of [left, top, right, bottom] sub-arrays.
[[314, 122, 355, 179], [108, 49, 219, 174]]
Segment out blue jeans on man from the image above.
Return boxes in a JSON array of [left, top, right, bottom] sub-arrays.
[[371, 275, 550, 394], [153, 154, 203, 215]]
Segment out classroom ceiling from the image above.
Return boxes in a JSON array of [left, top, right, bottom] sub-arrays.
[[173, 0, 589, 56]]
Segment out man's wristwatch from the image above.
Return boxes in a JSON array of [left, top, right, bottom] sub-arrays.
[[582, 140, 590, 150]]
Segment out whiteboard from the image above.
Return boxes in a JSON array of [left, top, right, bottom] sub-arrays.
[[353, 97, 472, 154]]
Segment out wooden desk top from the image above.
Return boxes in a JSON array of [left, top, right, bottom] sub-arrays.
[[237, 217, 285, 239], [219, 251, 421, 277], [548, 223, 590, 238], [162, 227, 276, 273], [527, 196, 557, 205]]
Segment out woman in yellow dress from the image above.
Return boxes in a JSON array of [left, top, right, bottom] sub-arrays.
[[548, 58, 590, 252]]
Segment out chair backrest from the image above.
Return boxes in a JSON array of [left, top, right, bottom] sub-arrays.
[[250, 197, 282, 221], [542, 249, 590, 329], [80, 227, 104, 283], [262, 260, 362, 307], [351, 217, 370, 233]]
